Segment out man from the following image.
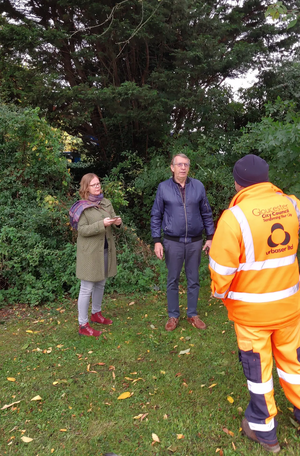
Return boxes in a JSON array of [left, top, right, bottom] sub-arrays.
[[209, 154, 300, 453], [151, 153, 214, 331]]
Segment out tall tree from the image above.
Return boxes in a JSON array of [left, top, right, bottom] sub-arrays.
[[0, 0, 299, 164]]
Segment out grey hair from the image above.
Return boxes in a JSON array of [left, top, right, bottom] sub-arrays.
[[171, 153, 190, 166]]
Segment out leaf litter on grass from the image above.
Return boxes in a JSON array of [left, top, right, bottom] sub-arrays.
[[2, 292, 300, 455]]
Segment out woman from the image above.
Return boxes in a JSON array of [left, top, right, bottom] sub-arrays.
[[69, 173, 122, 337]]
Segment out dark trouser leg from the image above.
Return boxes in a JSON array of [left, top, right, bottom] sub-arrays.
[[164, 239, 184, 318], [235, 323, 278, 444], [184, 240, 203, 318]]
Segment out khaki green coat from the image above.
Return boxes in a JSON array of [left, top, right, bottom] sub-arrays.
[[76, 198, 118, 282]]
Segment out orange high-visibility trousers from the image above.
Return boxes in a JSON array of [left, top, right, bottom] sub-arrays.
[[235, 319, 300, 445]]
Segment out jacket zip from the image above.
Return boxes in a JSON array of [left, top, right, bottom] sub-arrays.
[[178, 183, 188, 241]]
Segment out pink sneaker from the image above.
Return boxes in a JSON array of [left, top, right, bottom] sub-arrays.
[[78, 322, 102, 337], [91, 311, 113, 325]]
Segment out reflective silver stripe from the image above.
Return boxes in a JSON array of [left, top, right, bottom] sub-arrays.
[[214, 290, 227, 298], [230, 206, 255, 263], [209, 257, 237, 276], [227, 283, 299, 303], [284, 195, 300, 227], [248, 418, 275, 432], [238, 254, 297, 272], [247, 377, 273, 395], [277, 368, 300, 385]]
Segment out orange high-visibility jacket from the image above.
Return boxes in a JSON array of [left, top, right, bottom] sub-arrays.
[[209, 182, 300, 328]]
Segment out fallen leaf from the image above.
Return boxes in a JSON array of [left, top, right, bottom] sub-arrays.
[[160, 371, 165, 375], [132, 378, 144, 384], [289, 417, 300, 428], [163, 414, 168, 419], [223, 427, 234, 437], [56, 344, 64, 348], [288, 407, 294, 412], [175, 373, 182, 377], [232, 442, 236, 450], [179, 348, 190, 355], [133, 414, 143, 420], [150, 324, 156, 329], [167, 445, 178, 453], [129, 301, 135, 306], [60, 429, 67, 432], [26, 330, 33, 334], [53, 381, 59, 385], [177, 434, 184, 439], [31, 395, 42, 401], [117, 392, 131, 400], [22, 343, 29, 350], [208, 383, 217, 388], [227, 396, 234, 404], [1, 400, 22, 410], [152, 433, 160, 443], [237, 406, 243, 414], [21, 436, 33, 442], [7, 378, 16, 382], [95, 362, 105, 366]]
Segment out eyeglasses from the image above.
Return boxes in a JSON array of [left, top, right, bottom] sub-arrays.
[[89, 183, 101, 188], [174, 163, 190, 168]]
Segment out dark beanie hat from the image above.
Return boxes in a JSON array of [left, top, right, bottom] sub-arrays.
[[233, 154, 269, 188]]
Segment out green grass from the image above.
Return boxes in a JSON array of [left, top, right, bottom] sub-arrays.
[[1, 288, 300, 456]]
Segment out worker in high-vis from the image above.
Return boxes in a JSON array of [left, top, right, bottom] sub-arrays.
[[209, 154, 300, 453]]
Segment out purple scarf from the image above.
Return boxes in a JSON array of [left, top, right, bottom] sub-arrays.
[[69, 194, 104, 229]]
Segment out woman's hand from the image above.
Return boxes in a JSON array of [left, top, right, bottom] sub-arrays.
[[103, 217, 116, 227], [113, 217, 122, 226], [103, 217, 122, 227]]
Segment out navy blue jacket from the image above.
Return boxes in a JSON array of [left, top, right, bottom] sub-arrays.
[[151, 177, 215, 242]]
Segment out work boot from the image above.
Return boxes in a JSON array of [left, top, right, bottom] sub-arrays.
[[241, 418, 280, 453], [187, 315, 207, 329], [165, 317, 179, 331], [91, 311, 113, 325], [78, 322, 102, 337]]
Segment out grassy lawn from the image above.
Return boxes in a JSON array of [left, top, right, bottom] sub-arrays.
[[1, 287, 300, 455]]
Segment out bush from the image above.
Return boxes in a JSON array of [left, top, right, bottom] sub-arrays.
[[0, 105, 74, 305]]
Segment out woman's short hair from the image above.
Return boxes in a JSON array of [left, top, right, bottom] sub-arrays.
[[79, 173, 99, 200]]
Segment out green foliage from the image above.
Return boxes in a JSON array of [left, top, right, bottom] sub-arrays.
[[106, 226, 168, 294], [233, 98, 300, 197], [265, 2, 298, 28], [1, 0, 297, 162], [0, 104, 74, 305]]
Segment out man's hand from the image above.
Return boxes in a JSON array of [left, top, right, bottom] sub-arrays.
[[203, 240, 212, 255], [154, 242, 164, 260]]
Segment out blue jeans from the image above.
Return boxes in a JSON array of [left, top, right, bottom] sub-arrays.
[[163, 238, 203, 318]]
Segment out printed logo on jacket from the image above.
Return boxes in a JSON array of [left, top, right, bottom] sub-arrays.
[[252, 204, 291, 221]]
